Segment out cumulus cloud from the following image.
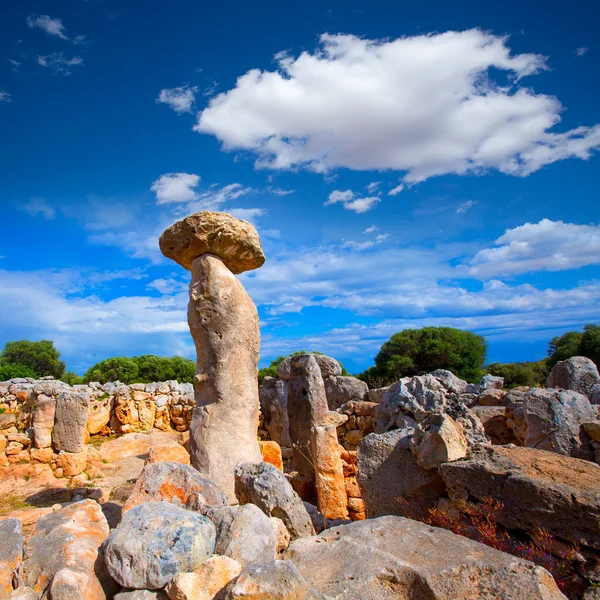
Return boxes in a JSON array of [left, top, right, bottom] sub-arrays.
[[389, 184, 405, 196], [363, 225, 378, 233], [21, 198, 56, 220], [156, 85, 199, 114], [325, 190, 380, 213], [195, 30, 600, 180], [27, 14, 69, 40], [366, 181, 381, 194], [0, 90, 12, 103], [151, 173, 201, 204], [37, 53, 83, 75], [457, 200, 478, 214], [469, 219, 600, 278]]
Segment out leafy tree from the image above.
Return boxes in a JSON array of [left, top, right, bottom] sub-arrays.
[[258, 350, 349, 385], [0, 362, 37, 381], [547, 331, 584, 368], [84, 357, 139, 384], [486, 361, 548, 388], [83, 355, 196, 384], [359, 327, 487, 385], [1, 340, 66, 379], [61, 371, 84, 386], [168, 356, 196, 383], [581, 324, 600, 366]]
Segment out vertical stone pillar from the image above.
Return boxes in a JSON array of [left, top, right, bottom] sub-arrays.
[[160, 212, 266, 502]]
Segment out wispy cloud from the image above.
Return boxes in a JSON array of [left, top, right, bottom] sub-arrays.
[[363, 225, 378, 234], [26, 14, 69, 40], [457, 199, 478, 214], [325, 190, 380, 213], [267, 187, 295, 196], [575, 47, 588, 57], [7, 59, 21, 73], [0, 90, 12, 104], [21, 198, 56, 220], [37, 53, 83, 75], [156, 85, 198, 114], [389, 184, 405, 196]]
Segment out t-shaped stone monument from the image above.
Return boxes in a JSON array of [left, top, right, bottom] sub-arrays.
[[160, 211, 265, 502]]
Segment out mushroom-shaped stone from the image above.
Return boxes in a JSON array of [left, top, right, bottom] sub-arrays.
[[159, 211, 265, 273]]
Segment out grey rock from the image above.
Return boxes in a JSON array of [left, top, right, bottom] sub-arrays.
[[234, 462, 314, 540], [357, 430, 446, 518], [547, 356, 600, 399], [365, 386, 389, 403], [523, 387, 596, 458], [259, 377, 291, 447], [204, 504, 277, 567], [467, 374, 504, 394], [52, 391, 90, 453], [431, 369, 468, 394], [323, 376, 368, 410], [285, 516, 565, 600], [278, 354, 342, 381], [220, 560, 329, 600], [0, 518, 23, 597], [114, 591, 169, 600], [104, 502, 216, 589]]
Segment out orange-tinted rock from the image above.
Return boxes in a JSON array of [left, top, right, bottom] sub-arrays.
[[145, 443, 190, 466], [30, 447, 54, 463], [56, 450, 87, 477], [259, 440, 283, 471]]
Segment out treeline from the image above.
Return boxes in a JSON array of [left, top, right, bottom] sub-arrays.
[[0, 323, 598, 388]]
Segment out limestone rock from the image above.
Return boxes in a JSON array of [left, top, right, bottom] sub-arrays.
[[204, 504, 277, 567], [0, 518, 22, 599], [123, 462, 227, 513], [32, 395, 56, 449], [52, 391, 90, 453], [547, 356, 600, 399], [583, 421, 600, 443], [411, 413, 468, 469], [23, 500, 116, 600], [277, 354, 342, 381], [9, 588, 38, 600], [471, 406, 518, 445], [259, 440, 283, 471], [523, 387, 596, 458], [287, 355, 329, 478], [441, 445, 600, 549], [430, 369, 469, 394], [165, 556, 242, 600], [357, 429, 446, 518], [258, 378, 291, 447], [285, 516, 565, 599], [159, 211, 265, 273], [219, 560, 329, 600], [323, 376, 368, 410], [104, 502, 216, 589], [145, 444, 190, 466], [187, 254, 263, 502], [114, 591, 168, 600], [234, 462, 314, 540], [365, 386, 389, 403], [478, 388, 507, 406], [56, 450, 87, 477], [87, 396, 114, 435]]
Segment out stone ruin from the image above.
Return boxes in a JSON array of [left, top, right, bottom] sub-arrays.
[[1, 211, 600, 599]]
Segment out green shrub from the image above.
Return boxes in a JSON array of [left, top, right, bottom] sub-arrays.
[[258, 350, 349, 385], [486, 360, 548, 388], [83, 355, 196, 384], [0, 362, 37, 381], [1, 340, 65, 378]]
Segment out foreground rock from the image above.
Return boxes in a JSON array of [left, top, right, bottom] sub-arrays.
[[357, 429, 445, 517], [104, 502, 216, 589], [441, 445, 600, 549], [547, 356, 600, 399], [24, 500, 116, 599], [285, 516, 566, 599], [234, 462, 314, 539], [0, 518, 22, 599], [123, 461, 227, 513]]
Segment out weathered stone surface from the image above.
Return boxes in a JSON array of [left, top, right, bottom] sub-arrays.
[[104, 502, 216, 590], [471, 406, 518, 445], [310, 425, 348, 520], [287, 355, 329, 479], [478, 388, 507, 406], [547, 356, 600, 399], [285, 516, 565, 600], [357, 430, 446, 518], [159, 211, 265, 273], [523, 387, 596, 458], [187, 254, 262, 502], [411, 413, 468, 469], [9, 587, 38, 600], [277, 354, 342, 381], [441, 445, 600, 549], [24, 500, 116, 600], [366, 386, 389, 403], [114, 591, 168, 600], [204, 504, 277, 567], [0, 518, 22, 599], [583, 421, 600, 442], [32, 394, 56, 449], [87, 396, 114, 435], [123, 462, 227, 513], [52, 391, 90, 453], [220, 560, 328, 600], [234, 462, 314, 540], [323, 376, 368, 411], [430, 369, 469, 394], [259, 440, 283, 471], [56, 450, 87, 477], [165, 556, 242, 600], [259, 378, 291, 447], [145, 443, 190, 466]]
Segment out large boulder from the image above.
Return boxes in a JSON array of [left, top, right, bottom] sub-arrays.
[[234, 462, 314, 539], [104, 502, 216, 590], [159, 211, 265, 273], [23, 500, 116, 600], [410, 413, 468, 469], [123, 462, 227, 513], [523, 387, 596, 458], [441, 445, 600, 549], [259, 377, 291, 447], [547, 356, 600, 399], [52, 391, 90, 453], [284, 516, 565, 599], [0, 518, 22, 599], [324, 376, 368, 410], [430, 369, 468, 394], [277, 354, 342, 381], [357, 430, 446, 517]]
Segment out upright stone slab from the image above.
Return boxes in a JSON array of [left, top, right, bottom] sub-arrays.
[[288, 354, 330, 479], [52, 391, 90, 453], [160, 212, 265, 503], [32, 394, 56, 449], [259, 377, 291, 447]]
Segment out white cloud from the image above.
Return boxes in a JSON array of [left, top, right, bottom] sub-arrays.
[[196, 30, 600, 180], [27, 14, 68, 40], [376, 234, 389, 242], [575, 47, 588, 57], [342, 240, 376, 251], [7, 59, 21, 72], [389, 184, 405, 196], [325, 190, 380, 213], [156, 85, 198, 114], [457, 200, 477, 214], [187, 183, 255, 212], [469, 219, 600, 278], [226, 207, 266, 224], [37, 53, 83, 75], [0, 90, 12, 103], [363, 225, 378, 234], [151, 173, 201, 204], [21, 198, 56, 220], [366, 181, 381, 194], [267, 187, 295, 196]]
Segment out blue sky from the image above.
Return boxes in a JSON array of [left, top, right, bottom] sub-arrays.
[[1, 0, 599, 375]]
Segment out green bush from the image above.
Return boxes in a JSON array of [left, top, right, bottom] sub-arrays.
[[486, 360, 548, 388], [547, 323, 600, 368], [0, 362, 37, 381], [1, 340, 66, 379], [258, 350, 349, 385], [83, 355, 196, 384]]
